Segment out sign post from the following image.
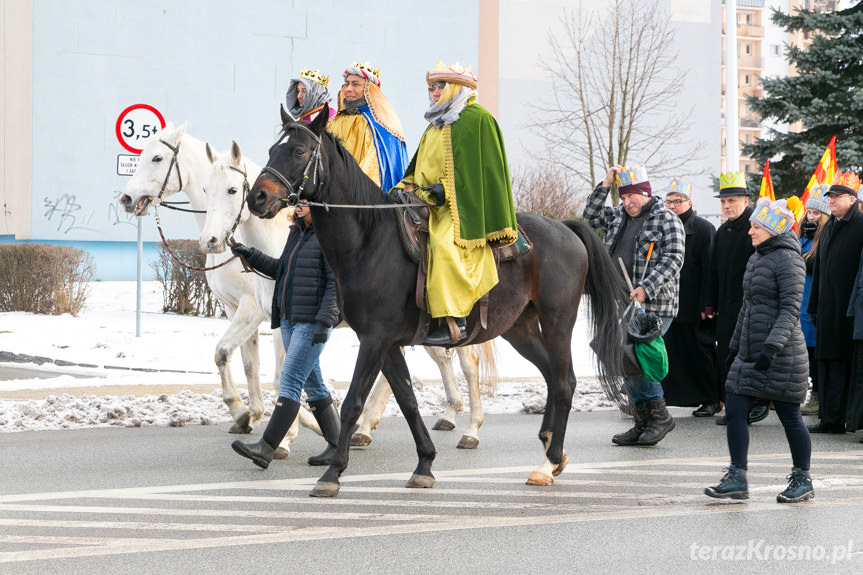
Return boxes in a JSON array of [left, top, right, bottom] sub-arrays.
[[116, 103, 166, 337]]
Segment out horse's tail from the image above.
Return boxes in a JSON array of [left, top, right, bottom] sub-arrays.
[[563, 220, 629, 406], [477, 340, 498, 396]]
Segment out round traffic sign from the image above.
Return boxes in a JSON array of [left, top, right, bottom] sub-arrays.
[[115, 104, 166, 154]]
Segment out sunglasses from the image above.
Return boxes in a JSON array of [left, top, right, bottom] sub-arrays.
[[427, 82, 447, 92]]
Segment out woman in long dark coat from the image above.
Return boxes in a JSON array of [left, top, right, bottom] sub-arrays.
[[705, 197, 813, 503]]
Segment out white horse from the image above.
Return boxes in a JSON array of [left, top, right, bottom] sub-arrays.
[[118, 123, 319, 456], [199, 139, 497, 449]]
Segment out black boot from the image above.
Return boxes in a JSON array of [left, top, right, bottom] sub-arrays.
[[423, 317, 467, 346], [231, 397, 300, 470], [307, 397, 341, 466], [638, 398, 676, 445], [704, 465, 749, 500], [612, 402, 650, 446]]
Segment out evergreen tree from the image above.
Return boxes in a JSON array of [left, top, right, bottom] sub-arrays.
[[742, 2, 863, 197]]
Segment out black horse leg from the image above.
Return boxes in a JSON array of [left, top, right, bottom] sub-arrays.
[[310, 339, 389, 498], [380, 345, 437, 488]]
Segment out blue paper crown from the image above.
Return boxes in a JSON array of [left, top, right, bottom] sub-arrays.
[[750, 198, 794, 235], [615, 165, 650, 187], [667, 177, 692, 197]]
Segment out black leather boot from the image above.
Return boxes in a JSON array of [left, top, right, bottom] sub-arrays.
[[307, 397, 341, 466], [612, 402, 650, 446], [638, 398, 676, 445], [232, 397, 300, 469], [423, 317, 467, 346]]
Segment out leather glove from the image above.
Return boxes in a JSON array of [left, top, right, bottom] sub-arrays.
[[426, 183, 446, 206], [754, 344, 779, 371], [725, 350, 738, 373], [310, 322, 330, 345], [230, 242, 253, 259]]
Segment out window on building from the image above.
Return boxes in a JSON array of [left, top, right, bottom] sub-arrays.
[[771, 44, 781, 56], [745, 44, 751, 56], [745, 13, 752, 25], [744, 134, 751, 144], [744, 74, 751, 86]]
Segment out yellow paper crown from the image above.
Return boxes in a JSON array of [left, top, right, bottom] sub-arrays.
[[426, 60, 479, 89], [348, 61, 380, 83], [831, 171, 861, 193], [300, 66, 329, 87], [615, 165, 650, 187], [666, 177, 692, 197], [719, 171, 746, 190]]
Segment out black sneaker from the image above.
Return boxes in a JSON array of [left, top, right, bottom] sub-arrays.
[[806, 421, 846, 434]]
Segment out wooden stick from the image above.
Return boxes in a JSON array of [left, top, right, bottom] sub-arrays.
[[618, 257, 635, 292]]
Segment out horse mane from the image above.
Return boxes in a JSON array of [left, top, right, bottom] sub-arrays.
[[320, 129, 398, 230]]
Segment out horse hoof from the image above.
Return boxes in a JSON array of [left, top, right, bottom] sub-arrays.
[[457, 435, 479, 449], [228, 412, 252, 434], [309, 481, 341, 498], [432, 418, 456, 431], [272, 447, 290, 460], [552, 452, 569, 477], [350, 433, 372, 447], [406, 474, 435, 489], [526, 472, 554, 486]]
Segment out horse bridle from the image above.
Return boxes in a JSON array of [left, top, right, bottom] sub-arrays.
[[155, 139, 184, 201], [261, 123, 323, 206]]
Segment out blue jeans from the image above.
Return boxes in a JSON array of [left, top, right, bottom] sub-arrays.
[[278, 320, 331, 403], [625, 315, 673, 404]]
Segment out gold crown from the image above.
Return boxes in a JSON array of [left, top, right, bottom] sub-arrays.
[[427, 60, 478, 88], [350, 61, 380, 80], [300, 66, 329, 87]]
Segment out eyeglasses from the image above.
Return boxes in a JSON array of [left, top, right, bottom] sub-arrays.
[[427, 82, 447, 92], [665, 199, 689, 206]]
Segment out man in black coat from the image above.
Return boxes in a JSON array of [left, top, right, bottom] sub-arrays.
[[806, 172, 863, 433], [660, 178, 719, 415], [706, 172, 758, 424]]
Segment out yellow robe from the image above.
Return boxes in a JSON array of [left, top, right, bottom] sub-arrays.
[[328, 114, 381, 187], [403, 127, 498, 318]]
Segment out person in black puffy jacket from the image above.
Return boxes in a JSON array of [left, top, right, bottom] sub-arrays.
[[705, 197, 814, 504], [229, 203, 341, 470]]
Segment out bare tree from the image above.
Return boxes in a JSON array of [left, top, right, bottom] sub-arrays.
[[512, 165, 584, 220], [531, 0, 703, 205]]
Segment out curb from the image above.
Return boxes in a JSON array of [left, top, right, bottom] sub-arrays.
[[0, 351, 214, 375]]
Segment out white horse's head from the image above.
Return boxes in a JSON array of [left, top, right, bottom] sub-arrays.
[[199, 140, 252, 254], [119, 122, 187, 216]]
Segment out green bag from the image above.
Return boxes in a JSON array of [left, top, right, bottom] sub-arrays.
[[633, 337, 669, 382]]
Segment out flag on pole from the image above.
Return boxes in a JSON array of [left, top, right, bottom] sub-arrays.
[[759, 160, 775, 201], [797, 136, 837, 223]]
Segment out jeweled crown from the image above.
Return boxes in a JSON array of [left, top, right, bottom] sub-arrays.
[[300, 66, 329, 87]]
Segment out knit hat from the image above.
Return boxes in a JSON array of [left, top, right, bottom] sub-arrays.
[[716, 171, 749, 197], [665, 177, 692, 198], [805, 184, 831, 215], [615, 165, 651, 197], [828, 171, 861, 196], [750, 196, 802, 236]]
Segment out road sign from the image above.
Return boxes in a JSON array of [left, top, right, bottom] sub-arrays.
[[115, 104, 166, 154], [117, 154, 139, 176]]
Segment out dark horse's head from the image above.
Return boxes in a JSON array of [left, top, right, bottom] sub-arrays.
[[247, 104, 331, 219]]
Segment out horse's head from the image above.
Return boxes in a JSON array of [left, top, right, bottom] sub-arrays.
[[199, 140, 252, 254], [119, 122, 187, 216], [247, 104, 329, 219]]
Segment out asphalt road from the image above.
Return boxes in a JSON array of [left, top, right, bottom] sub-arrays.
[[0, 409, 861, 574]]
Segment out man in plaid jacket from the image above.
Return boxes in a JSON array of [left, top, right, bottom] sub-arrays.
[[583, 165, 685, 446]]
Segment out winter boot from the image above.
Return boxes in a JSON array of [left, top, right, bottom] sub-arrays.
[[637, 398, 676, 445], [231, 397, 300, 470], [704, 465, 749, 500], [612, 402, 650, 446], [424, 317, 467, 346], [800, 392, 819, 416], [777, 467, 814, 503], [307, 397, 341, 466]]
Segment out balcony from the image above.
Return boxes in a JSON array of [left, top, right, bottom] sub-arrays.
[[738, 24, 763, 37], [723, 0, 766, 7]]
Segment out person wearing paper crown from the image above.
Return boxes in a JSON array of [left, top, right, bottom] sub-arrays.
[[798, 184, 831, 416], [659, 178, 719, 417], [327, 61, 409, 192], [284, 67, 337, 123], [705, 196, 814, 503], [706, 171, 771, 426], [393, 61, 518, 345], [583, 164, 685, 446], [806, 171, 863, 435]]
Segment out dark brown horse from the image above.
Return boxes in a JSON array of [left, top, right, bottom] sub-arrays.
[[247, 105, 627, 497]]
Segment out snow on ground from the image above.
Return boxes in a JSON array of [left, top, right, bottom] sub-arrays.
[[0, 282, 616, 433]]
